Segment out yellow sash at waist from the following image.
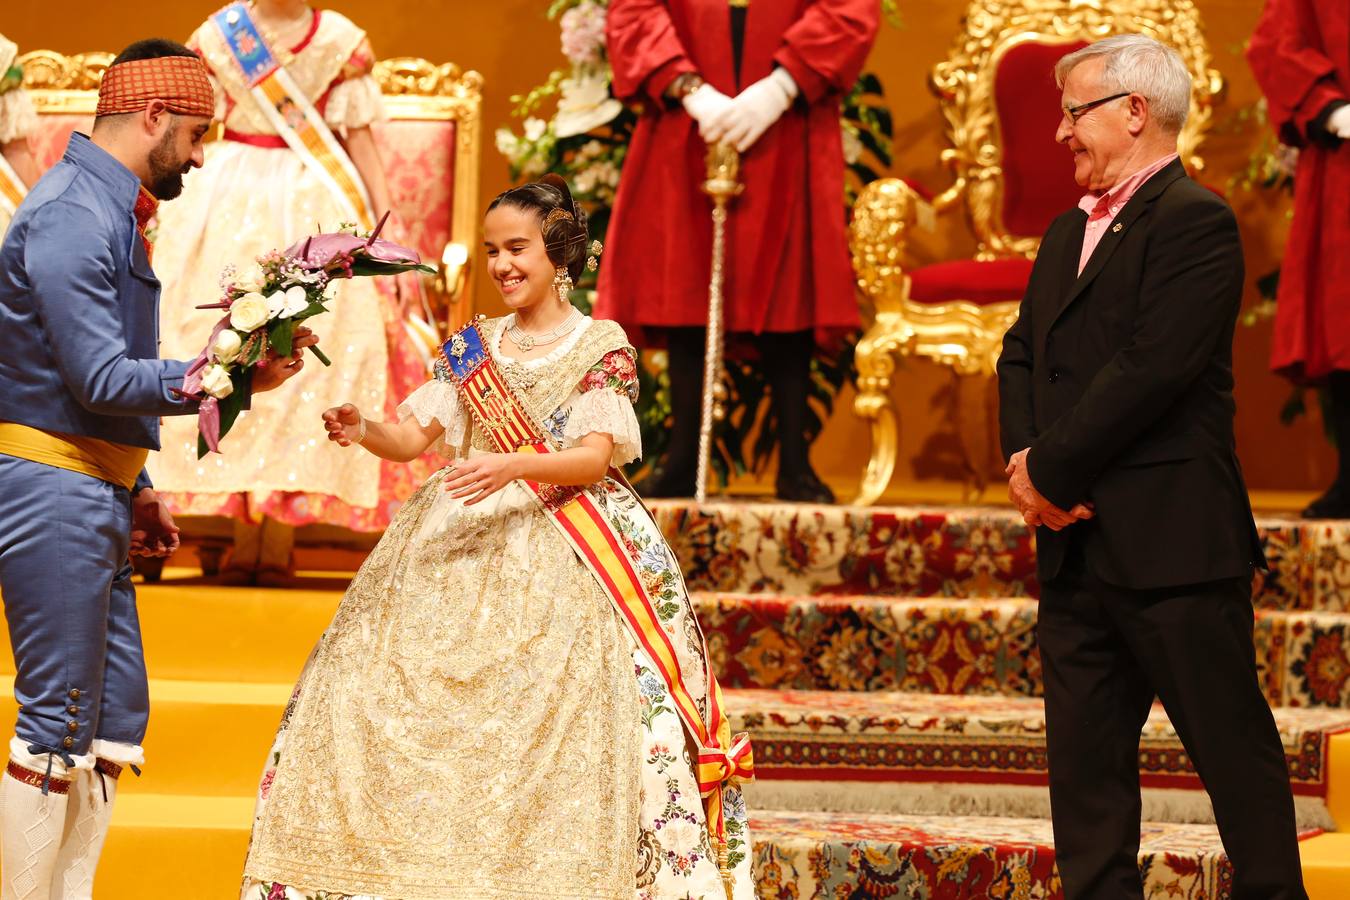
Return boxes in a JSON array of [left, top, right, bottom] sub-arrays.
[[0, 422, 148, 491]]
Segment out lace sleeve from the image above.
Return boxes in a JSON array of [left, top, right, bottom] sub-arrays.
[[397, 379, 466, 457], [563, 389, 643, 467], [0, 87, 37, 144], [323, 74, 387, 136], [563, 348, 642, 466]]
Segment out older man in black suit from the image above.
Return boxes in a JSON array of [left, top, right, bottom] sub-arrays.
[[997, 34, 1307, 900]]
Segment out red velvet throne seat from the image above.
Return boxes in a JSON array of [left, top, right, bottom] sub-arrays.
[[848, 0, 1224, 505]]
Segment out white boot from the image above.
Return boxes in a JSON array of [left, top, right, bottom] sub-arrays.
[[49, 741, 141, 900], [0, 739, 91, 900]]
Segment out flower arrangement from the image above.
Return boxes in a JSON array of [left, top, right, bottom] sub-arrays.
[[180, 213, 433, 457], [495, 0, 898, 481]]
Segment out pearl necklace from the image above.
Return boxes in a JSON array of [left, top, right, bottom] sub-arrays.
[[506, 308, 582, 352]]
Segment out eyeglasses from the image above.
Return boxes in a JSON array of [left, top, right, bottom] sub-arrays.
[[1063, 91, 1133, 124]]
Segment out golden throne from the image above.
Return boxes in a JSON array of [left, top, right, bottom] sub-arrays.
[[17, 50, 483, 334], [848, 0, 1223, 506], [17, 50, 483, 574]]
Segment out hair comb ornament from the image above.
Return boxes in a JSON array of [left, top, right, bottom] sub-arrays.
[[543, 208, 574, 228]]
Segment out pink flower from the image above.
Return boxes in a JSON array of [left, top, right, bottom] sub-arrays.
[[559, 1, 607, 66], [606, 350, 637, 381], [266, 884, 287, 900], [259, 769, 276, 800], [283, 231, 421, 271], [583, 369, 609, 392]]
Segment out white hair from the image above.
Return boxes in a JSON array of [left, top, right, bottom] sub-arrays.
[[1055, 34, 1192, 133]]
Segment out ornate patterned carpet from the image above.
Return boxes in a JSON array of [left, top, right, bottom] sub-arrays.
[[750, 810, 1246, 900], [653, 502, 1350, 898]]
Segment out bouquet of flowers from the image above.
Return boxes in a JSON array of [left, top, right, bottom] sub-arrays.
[[179, 213, 433, 457]]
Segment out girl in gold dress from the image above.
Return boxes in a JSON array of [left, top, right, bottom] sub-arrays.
[[240, 176, 753, 899]]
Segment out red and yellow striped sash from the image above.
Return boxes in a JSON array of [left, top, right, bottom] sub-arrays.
[[441, 320, 754, 845]]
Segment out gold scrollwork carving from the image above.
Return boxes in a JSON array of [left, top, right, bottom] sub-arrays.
[[849, 0, 1222, 505]]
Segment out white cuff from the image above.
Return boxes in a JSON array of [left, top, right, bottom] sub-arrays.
[[768, 66, 799, 102], [91, 739, 145, 767]]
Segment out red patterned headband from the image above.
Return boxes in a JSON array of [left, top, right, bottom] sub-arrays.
[[96, 56, 215, 118]]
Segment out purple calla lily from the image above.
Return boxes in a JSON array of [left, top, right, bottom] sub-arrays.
[[283, 233, 423, 270]]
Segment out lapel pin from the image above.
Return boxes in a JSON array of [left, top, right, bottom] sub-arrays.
[[1112, 222, 1123, 233]]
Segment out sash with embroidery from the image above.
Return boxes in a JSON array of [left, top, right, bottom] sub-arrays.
[[0, 150, 24, 219], [440, 319, 753, 885], [210, 2, 374, 229]]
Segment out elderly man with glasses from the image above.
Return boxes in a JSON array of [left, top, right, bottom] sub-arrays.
[[996, 34, 1308, 900]]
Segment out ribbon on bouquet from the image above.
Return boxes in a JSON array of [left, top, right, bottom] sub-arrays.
[[174, 314, 233, 452], [439, 319, 754, 869]]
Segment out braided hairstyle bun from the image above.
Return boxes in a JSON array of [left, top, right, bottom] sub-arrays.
[[486, 174, 590, 283]]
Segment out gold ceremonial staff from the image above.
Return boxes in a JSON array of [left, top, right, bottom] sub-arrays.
[[696, 143, 744, 505]]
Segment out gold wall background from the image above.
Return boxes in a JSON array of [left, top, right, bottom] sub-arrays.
[[3, 0, 1325, 500]]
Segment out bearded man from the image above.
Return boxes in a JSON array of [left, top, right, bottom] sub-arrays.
[[0, 38, 315, 899]]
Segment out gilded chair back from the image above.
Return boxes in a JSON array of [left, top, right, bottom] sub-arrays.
[[17, 50, 482, 330], [935, 0, 1224, 260], [847, 0, 1224, 505]]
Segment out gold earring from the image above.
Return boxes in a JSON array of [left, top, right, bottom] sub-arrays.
[[553, 266, 573, 304]]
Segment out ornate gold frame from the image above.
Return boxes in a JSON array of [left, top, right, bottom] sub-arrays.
[[849, 0, 1223, 505], [18, 50, 484, 327]]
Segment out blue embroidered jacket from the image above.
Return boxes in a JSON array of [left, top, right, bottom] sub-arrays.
[[0, 134, 198, 490]]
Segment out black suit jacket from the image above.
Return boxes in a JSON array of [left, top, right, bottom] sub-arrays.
[[997, 158, 1265, 589]]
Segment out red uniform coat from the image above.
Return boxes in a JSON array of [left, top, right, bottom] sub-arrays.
[[595, 0, 878, 344], [1248, 0, 1350, 382]]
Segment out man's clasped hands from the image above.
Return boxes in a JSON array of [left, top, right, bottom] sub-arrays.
[[1005, 448, 1095, 531]]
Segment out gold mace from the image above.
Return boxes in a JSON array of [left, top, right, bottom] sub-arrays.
[[696, 142, 744, 505]]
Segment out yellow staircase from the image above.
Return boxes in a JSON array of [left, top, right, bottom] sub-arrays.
[[0, 574, 337, 897]]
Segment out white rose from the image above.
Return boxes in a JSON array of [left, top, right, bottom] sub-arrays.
[[210, 329, 243, 364], [523, 117, 547, 142], [281, 285, 310, 318], [200, 364, 234, 400], [229, 292, 270, 332], [235, 264, 267, 294]]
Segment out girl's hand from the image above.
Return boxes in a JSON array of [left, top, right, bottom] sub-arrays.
[[322, 404, 363, 446], [443, 453, 520, 505]]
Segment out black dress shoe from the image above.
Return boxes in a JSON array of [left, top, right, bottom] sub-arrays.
[[776, 469, 836, 504], [1302, 484, 1350, 519]]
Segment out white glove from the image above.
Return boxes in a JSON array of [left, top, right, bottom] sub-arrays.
[[682, 84, 735, 142], [704, 68, 799, 152], [1329, 104, 1350, 140]]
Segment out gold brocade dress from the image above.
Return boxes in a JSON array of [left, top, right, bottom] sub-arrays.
[[148, 9, 430, 531], [241, 317, 753, 900]]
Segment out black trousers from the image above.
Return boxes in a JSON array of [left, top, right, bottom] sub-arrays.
[[1038, 547, 1307, 900]]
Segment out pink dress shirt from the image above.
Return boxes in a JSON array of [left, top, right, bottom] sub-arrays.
[[1076, 154, 1179, 275]]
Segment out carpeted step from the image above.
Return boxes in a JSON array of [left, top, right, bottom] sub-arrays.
[[728, 689, 1350, 831], [53, 798, 1350, 899], [651, 501, 1350, 611], [696, 592, 1350, 710], [750, 808, 1346, 900]]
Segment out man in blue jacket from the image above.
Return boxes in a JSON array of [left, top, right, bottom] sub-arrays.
[[0, 39, 315, 898]]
